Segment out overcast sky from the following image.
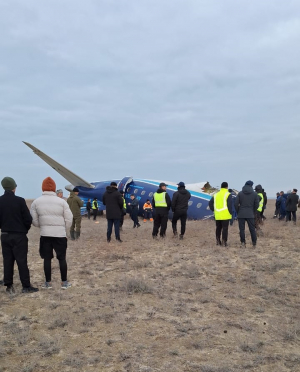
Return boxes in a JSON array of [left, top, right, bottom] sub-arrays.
[[1, 0, 299, 199]]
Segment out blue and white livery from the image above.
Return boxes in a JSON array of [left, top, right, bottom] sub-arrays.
[[24, 142, 216, 220]]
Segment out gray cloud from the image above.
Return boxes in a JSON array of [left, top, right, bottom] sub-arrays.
[[0, 0, 300, 198]]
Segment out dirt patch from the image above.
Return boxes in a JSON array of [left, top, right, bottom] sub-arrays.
[[1, 207, 300, 371]]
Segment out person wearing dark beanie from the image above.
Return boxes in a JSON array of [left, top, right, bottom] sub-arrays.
[[209, 182, 232, 247], [0, 177, 39, 294]]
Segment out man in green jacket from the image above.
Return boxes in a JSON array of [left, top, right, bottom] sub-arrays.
[[67, 187, 84, 240]]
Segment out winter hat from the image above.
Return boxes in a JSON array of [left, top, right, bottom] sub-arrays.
[[177, 182, 185, 187], [1, 177, 17, 191], [56, 189, 63, 194], [245, 180, 254, 186], [42, 177, 56, 192], [73, 187, 79, 192], [110, 182, 118, 187]]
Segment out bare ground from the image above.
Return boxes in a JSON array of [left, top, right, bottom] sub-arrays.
[[1, 206, 300, 372]]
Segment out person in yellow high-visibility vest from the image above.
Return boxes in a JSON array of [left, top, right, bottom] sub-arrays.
[[152, 182, 171, 238], [254, 184, 264, 234], [208, 182, 232, 247]]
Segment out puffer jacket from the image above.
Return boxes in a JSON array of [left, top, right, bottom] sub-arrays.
[[30, 191, 73, 237], [67, 192, 84, 218], [235, 185, 260, 218], [171, 187, 191, 213]]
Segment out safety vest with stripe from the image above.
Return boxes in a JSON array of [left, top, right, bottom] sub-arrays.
[[92, 200, 98, 210], [213, 188, 232, 220], [257, 193, 264, 212], [123, 197, 126, 209], [153, 192, 167, 207]]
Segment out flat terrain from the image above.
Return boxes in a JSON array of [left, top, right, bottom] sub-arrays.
[[1, 205, 300, 372]]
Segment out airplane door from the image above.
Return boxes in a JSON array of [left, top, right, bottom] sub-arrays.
[[118, 177, 133, 193]]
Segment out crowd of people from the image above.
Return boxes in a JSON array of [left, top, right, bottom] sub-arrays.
[[0, 175, 298, 294]]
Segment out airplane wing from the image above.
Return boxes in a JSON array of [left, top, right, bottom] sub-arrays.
[[23, 142, 95, 189]]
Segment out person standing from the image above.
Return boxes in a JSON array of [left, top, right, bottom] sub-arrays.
[[103, 182, 123, 243], [30, 177, 73, 289], [235, 181, 259, 247], [56, 189, 64, 198], [278, 191, 287, 221], [286, 189, 299, 223], [0, 177, 38, 294], [143, 199, 153, 222], [119, 190, 127, 230], [152, 182, 171, 238], [228, 189, 237, 226], [254, 184, 264, 235], [92, 198, 98, 221], [67, 187, 84, 240], [209, 182, 232, 247], [128, 194, 140, 228], [171, 182, 191, 240], [274, 192, 280, 218], [261, 188, 267, 220], [86, 199, 92, 220]]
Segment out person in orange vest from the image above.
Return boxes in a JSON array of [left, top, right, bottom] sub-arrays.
[[143, 199, 153, 222]]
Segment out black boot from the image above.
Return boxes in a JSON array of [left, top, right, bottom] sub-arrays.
[[70, 231, 75, 240], [74, 231, 80, 240], [216, 238, 221, 246]]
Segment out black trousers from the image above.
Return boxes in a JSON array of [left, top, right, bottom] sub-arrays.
[[107, 219, 120, 240], [238, 218, 257, 244], [286, 211, 297, 222], [172, 211, 187, 236], [131, 210, 140, 227], [1, 233, 31, 287], [120, 215, 124, 227], [87, 210, 91, 220], [215, 220, 230, 242], [93, 209, 97, 221], [40, 236, 68, 282], [153, 212, 168, 237]]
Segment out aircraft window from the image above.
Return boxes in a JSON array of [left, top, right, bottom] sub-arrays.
[[134, 189, 138, 194], [127, 187, 131, 192], [149, 192, 153, 197], [141, 191, 145, 195], [197, 203, 202, 208], [188, 201, 193, 206]]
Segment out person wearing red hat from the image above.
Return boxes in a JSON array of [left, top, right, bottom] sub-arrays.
[[30, 177, 73, 289], [0, 177, 38, 294]]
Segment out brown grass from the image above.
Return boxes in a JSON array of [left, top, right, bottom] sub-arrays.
[[1, 205, 300, 371]]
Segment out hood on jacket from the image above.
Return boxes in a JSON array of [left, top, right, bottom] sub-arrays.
[[69, 191, 77, 198], [106, 186, 118, 194], [178, 187, 188, 194], [242, 185, 255, 195]]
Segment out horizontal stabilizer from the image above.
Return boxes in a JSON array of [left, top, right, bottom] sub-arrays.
[[23, 142, 95, 189]]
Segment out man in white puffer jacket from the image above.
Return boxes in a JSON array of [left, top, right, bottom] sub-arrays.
[[30, 177, 73, 289]]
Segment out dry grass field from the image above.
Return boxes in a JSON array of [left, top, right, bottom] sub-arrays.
[[1, 204, 300, 372]]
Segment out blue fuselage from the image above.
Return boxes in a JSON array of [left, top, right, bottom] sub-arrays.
[[76, 179, 213, 220]]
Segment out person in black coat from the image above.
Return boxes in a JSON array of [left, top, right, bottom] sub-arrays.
[[171, 182, 191, 239], [0, 177, 38, 294], [286, 189, 299, 223], [86, 199, 91, 220], [128, 194, 140, 228], [234, 180, 259, 247], [102, 182, 123, 242]]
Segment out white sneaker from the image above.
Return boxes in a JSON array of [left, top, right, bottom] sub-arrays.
[[41, 282, 52, 289], [61, 281, 72, 290]]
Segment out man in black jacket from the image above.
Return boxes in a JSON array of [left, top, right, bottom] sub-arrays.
[[86, 199, 92, 220], [286, 189, 299, 223], [152, 182, 171, 238], [103, 182, 124, 242], [234, 180, 260, 247], [171, 182, 191, 239], [0, 177, 38, 294]]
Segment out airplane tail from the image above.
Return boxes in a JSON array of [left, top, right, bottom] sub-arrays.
[[23, 142, 95, 189]]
